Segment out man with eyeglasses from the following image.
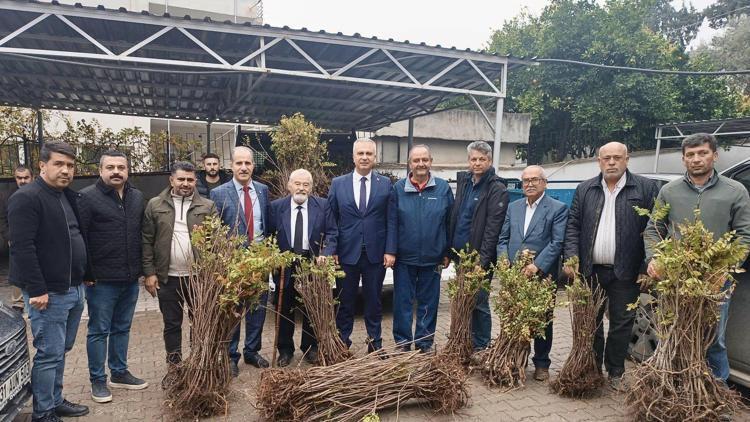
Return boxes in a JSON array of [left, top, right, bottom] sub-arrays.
[[497, 165, 567, 381], [563, 141, 659, 391]]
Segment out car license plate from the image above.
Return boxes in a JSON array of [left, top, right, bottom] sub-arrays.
[[0, 360, 31, 411]]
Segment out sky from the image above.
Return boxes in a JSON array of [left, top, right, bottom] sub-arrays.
[[263, 0, 722, 52]]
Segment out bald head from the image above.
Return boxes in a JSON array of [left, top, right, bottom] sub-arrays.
[[597, 142, 629, 185], [288, 168, 314, 204]]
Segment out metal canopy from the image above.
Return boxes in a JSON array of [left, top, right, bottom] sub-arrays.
[[653, 116, 750, 172], [0, 0, 534, 131]]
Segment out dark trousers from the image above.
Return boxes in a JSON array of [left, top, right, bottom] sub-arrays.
[[591, 265, 640, 377], [157, 276, 191, 364], [532, 311, 554, 369], [274, 265, 316, 354], [336, 253, 386, 350], [228, 291, 268, 363]]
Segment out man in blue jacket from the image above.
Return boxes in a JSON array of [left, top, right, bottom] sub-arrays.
[[268, 168, 337, 366], [8, 141, 90, 422], [327, 138, 397, 353], [497, 165, 568, 381], [210, 146, 271, 375], [390, 145, 453, 353]]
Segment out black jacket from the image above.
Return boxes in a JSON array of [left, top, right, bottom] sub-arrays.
[[8, 178, 88, 297], [196, 170, 232, 198], [448, 168, 509, 268], [563, 170, 660, 280], [79, 179, 145, 283]]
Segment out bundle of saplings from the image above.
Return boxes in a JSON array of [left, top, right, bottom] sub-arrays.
[[442, 248, 490, 363], [626, 205, 748, 422], [256, 348, 469, 421], [163, 215, 294, 420], [292, 257, 351, 366], [550, 256, 606, 397], [477, 250, 555, 389]]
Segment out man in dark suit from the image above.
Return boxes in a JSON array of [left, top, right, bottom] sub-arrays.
[[268, 168, 338, 366], [210, 146, 271, 376], [327, 138, 397, 353], [497, 165, 568, 381]]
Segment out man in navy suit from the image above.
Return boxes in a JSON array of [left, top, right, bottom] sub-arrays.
[[210, 146, 271, 376], [327, 138, 397, 353], [268, 169, 338, 366], [497, 165, 568, 381]]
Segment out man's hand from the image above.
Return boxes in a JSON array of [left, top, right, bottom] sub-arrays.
[[29, 293, 49, 310], [384, 254, 396, 268], [522, 263, 539, 278], [144, 275, 160, 297], [647, 260, 662, 280], [442, 256, 451, 268], [84, 280, 95, 287], [562, 264, 577, 278], [332, 255, 339, 265], [316, 255, 328, 266]]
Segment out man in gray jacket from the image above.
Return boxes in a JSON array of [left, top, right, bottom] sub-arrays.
[[645, 133, 750, 383]]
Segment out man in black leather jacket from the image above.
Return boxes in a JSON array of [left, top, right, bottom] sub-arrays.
[[563, 141, 659, 390]]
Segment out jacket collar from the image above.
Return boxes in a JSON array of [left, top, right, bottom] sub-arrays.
[[95, 178, 130, 197], [595, 169, 636, 188], [682, 169, 719, 192], [35, 176, 70, 197], [404, 173, 436, 193]]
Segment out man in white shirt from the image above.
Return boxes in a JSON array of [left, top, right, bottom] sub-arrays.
[[563, 142, 659, 390], [267, 169, 337, 366], [497, 165, 568, 381]]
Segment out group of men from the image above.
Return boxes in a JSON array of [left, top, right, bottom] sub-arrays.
[[5, 131, 749, 422]]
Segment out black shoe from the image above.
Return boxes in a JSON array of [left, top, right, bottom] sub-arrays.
[[277, 352, 293, 367], [109, 370, 149, 390], [230, 360, 239, 377], [396, 345, 411, 353], [91, 380, 112, 403], [418, 347, 435, 355], [32, 414, 63, 422], [303, 348, 319, 364], [244, 353, 270, 368], [54, 399, 89, 417]]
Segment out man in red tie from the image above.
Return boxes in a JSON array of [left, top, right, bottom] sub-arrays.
[[210, 147, 271, 377]]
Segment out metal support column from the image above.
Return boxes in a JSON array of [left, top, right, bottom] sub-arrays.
[[166, 119, 171, 171], [36, 109, 43, 147], [653, 126, 662, 173], [407, 117, 414, 165], [493, 98, 504, 170], [206, 121, 212, 154]]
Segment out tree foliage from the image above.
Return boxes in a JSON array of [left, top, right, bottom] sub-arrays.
[[487, 0, 743, 163], [704, 0, 750, 29]]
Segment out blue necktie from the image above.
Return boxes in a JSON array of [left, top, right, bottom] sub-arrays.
[[359, 176, 367, 214]]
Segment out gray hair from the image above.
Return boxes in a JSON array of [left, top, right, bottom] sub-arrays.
[[523, 165, 547, 180], [467, 141, 492, 158], [352, 138, 376, 154], [231, 146, 255, 163], [408, 144, 432, 160], [288, 168, 313, 183]]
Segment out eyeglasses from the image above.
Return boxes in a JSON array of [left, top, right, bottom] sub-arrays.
[[522, 177, 544, 186]]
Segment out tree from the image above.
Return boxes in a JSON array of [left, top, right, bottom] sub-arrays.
[[704, 0, 750, 29], [487, 0, 742, 163]]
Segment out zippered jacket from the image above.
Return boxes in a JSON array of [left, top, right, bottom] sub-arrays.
[[391, 174, 454, 266], [563, 170, 659, 280], [7, 178, 89, 297], [79, 179, 145, 283]]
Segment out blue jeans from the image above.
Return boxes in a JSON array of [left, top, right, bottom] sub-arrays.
[[707, 279, 733, 381], [392, 263, 441, 351], [472, 287, 492, 350], [228, 291, 267, 363], [86, 281, 139, 383], [23, 285, 85, 419]]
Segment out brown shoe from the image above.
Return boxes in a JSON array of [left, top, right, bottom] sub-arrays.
[[534, 367, 550, 381]]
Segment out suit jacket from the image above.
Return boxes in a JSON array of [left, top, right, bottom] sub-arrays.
[[497, 194, 568, 275], [268, 195, 338, 256], [210, 179, 270, 244], [327, 171, 397, 265]]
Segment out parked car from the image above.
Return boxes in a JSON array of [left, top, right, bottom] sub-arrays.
[[628, 158, 750, 387], [0, 300, 31, 422]]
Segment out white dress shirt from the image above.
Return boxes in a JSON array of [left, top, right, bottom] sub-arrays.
[[523, 193, 545, 237], [232, 178, 263, 242], [289, 198, 310, 251], [592, 173, 627, 265], [352, 171, 372, 209]]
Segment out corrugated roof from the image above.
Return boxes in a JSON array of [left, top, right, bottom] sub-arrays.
[[0, 0, 535, 130]]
